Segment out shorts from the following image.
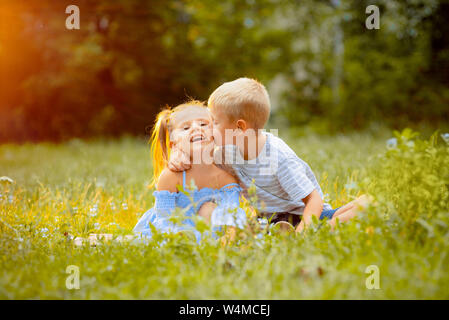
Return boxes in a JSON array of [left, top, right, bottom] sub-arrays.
[[264, 207, 341, 228]]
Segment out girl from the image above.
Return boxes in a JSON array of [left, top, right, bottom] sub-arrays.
[[133, 101, 246, 242]]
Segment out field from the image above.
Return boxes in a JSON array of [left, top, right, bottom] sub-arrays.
[[1, 129, 448, 299]]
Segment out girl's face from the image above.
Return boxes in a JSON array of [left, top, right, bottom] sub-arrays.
[[169, 106, 214, 160]]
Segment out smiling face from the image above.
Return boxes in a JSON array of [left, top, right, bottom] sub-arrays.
[[169, 105, 214, 160]]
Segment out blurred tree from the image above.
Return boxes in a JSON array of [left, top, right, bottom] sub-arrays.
[[0, 0, 448, 142], [279, 0, 449, 132]]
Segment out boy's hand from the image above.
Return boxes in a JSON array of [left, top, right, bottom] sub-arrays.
[[167, 146, 191, 172]]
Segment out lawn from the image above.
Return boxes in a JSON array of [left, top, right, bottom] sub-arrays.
[[0, 129, 448, 299]]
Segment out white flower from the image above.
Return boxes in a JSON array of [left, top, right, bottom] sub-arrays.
[[405, 140, 415, 148], [96, 180, 105, 188], [386, 138, 397, 149], [0, 176, 14, 184], [344, 182, 358, 190], [108, 222, 118, 228], [40, 228, 49, 238], [257, 218, 268, 231], [89, 204, 99, 217], [441, 133, 449, 144]]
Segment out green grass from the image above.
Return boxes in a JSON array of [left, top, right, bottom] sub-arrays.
[[0, 129, 448, 299]]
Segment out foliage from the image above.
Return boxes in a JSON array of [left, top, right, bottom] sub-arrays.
[[1, 130, 448, 299], [279, 0, 449, 131], [363, 129, 449, 241], [1, 0, 448, 142]]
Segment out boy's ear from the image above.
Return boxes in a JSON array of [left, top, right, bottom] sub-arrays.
[[236, 119, 247, 131]]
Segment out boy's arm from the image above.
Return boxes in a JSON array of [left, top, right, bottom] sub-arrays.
[[167, 145, 191, 172], [276, 158, 323, 233], [295, 189, 323, 233], [167, 144, 235, 176]]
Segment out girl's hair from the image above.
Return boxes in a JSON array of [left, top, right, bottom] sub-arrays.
[[149, 100, 206, 188]]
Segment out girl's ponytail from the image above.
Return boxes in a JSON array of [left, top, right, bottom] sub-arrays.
[[149, 108, 171, 188]]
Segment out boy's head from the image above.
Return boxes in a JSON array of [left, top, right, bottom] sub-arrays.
[[208, 77, 270, 145]]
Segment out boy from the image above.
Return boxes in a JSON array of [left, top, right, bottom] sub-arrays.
[[169, 78, 367, 233]]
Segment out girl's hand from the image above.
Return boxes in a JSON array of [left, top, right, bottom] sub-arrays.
[[167, 145, 191, 172], [220, 227, 237, 247]]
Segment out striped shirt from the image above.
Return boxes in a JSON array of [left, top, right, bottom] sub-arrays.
[[214, 132, 331, 215]]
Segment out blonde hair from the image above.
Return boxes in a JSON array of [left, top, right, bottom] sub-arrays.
[[207, 77, 271, 129], [149, 100, 206, 188]]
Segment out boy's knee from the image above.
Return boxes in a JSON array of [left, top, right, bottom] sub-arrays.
[[355, 194, 372, 209]]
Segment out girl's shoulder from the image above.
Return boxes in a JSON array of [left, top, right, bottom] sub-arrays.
[[156, 168, 182, 192], [211, 165, 240, 190]]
